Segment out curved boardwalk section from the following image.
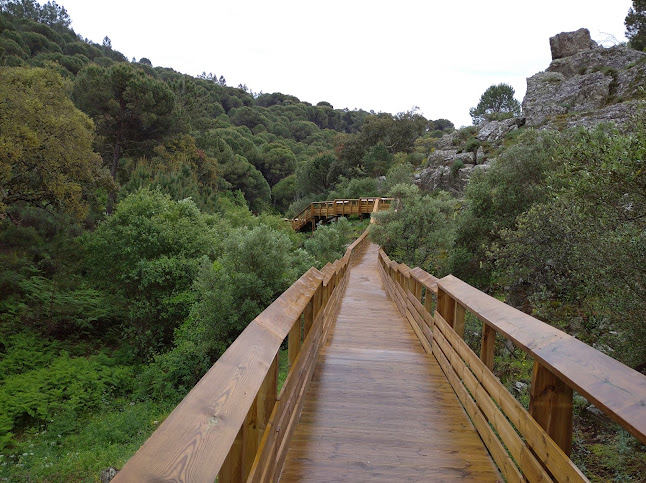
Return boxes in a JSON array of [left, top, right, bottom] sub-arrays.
[[280, 243, 501, 481]]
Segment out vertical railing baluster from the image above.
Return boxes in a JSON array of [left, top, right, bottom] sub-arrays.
[[480, 324, 495, 370], [529, 362, 573, 456]]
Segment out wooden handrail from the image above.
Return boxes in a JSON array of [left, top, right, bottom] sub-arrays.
[[436, 275, 646, 448], [291, 197, 394, 231], [377, 248, 646, 482], [114, 230, 371, 482]]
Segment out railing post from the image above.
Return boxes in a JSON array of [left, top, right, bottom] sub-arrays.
[[423, 287, 434, 314], [480, 324, 495, 370], [242, 397, 259, 480], [313, 284, 322, 320], [303, 299, 314, 337], [219, 426, 243, 482], [413, 279, 422, 302], [288, 314, 302, 370], [454, 301, 466, 339], [437, 287, 455, 328], [529, 361, 573, 456]]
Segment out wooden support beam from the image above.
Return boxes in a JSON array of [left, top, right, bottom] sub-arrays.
[[288, 316, 302, 370], [303, 299, 314, 337], [242, 396, 259, 480], [437, 287, 455, 328], [529, 361, 573, 456], [423, 287, 434, 315], [219, 426, 242, 482], [454, 301, 466, 339], [480, 323, 495, 371]]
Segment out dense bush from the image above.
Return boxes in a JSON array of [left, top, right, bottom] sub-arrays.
[[83, 189, 221, 357], [370, 184, 456, 275]]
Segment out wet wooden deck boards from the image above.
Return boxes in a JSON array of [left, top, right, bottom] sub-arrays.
[[279, 243, 501, 481]]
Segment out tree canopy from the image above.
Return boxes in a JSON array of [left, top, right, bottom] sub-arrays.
[[469, 83, 521, 125], [626, 0, 646, 51], [0, 67, 109, 219]]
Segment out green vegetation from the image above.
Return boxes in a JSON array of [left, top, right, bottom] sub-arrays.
[[626, 0, 646, 51], [469, 83, 521, 125], [0, 1, 447, 478], [1, 1, 644, 481], [372, 115, 646, 481]]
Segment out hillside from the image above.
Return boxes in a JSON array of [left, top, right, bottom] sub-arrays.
[[1, 1, 645, 480]]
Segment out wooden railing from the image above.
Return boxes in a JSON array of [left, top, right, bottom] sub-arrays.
[[291, 197, 393, 231], [377, 249, 646, 483], [114, 231, 371, 482]]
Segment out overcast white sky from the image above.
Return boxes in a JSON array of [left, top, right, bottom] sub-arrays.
[[58, 0, 631, 127]]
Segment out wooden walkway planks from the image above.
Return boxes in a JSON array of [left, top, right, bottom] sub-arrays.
[[280, 243, 501, 481]]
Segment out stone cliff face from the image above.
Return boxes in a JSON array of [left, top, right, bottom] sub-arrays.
[[418, 28, 646, 195], [523, 28, 646, 130]]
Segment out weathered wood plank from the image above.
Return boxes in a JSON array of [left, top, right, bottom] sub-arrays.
[[436, 274, 646, 445], [282, 243, 500, 481], [434, 312, 587, 482], [530, 361, 574, 456]]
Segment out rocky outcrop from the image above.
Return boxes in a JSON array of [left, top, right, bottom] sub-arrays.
[[418, 28, 645, 196], [523, 29, 646, 129], [549, 28, 596, 60], [416, 163, 491, 195], [476, 118, 524, 143]]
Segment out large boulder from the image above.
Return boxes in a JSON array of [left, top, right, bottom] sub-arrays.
[[523, 71, 612, 127], [549, 28, 595, 60], [523, 29, 646, 129], [476, 118, 524, 143], [417, 161, 491, 196]]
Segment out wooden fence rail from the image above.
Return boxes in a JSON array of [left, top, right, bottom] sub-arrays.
[[291, 197, 393, 231], [114, 231, 371, 482], [377, 249, 646, 483]]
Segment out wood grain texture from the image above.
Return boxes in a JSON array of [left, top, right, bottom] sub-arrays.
[[114, 268, 324, 482], [434, 312, 586, 483], [436, 274, 646, 446], [530, 362, 574, 456], [280, 243, 501, 482]]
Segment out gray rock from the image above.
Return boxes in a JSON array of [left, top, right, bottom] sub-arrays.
[[547, 44, 644, 79], [558, 101, 643, 131], [523, 71, 612, 127], [476, 118, 519, 143], [434, 131, 459, 150], [549, 28, 593, 60], [475, 146, 485, 164], [100, 467, 118, 483], [523, 37, 646, 130]]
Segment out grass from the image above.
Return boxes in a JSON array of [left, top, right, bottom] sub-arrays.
[[0, 398, 174, 482]]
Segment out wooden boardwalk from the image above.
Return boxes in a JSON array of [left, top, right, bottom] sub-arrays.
[[280, 243, 501, 481]]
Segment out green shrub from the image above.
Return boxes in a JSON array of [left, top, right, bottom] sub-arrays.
[[451, 159, 464, 177], [304, 217, 353, 267], [0, 333, 135, 450], [464, 136, 481, 153], [0, 36, 28, 57]]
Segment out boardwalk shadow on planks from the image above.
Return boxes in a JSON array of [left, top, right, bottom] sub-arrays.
[[280, 243, 502, 482]]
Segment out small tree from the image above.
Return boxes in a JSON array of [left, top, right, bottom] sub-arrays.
[[626, 0, 646, 51], [469, 83, 521, 125]]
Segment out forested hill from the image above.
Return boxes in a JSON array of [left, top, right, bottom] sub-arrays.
[[0, 1, 454, 479], [3, 1, 645, 480], [0, 0, 454, 217]]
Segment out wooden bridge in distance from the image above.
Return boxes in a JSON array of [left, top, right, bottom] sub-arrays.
[[115, 226, 646, 481], [291, 197, 393, 231]]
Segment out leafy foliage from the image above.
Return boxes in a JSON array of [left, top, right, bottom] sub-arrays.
[[494, 120, 646, 367], [0, 67, 109, 219], [469, 83, 521, 125], [370, 184, 456, 275], [304, 217, 354, 267], [83, 189, 220, 357], [626, 0, 646, 51]]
